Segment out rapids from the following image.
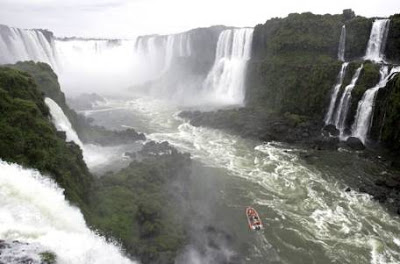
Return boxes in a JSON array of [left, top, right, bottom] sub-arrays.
[[0, 160, 136, 264], [83, 97, 400, 264]]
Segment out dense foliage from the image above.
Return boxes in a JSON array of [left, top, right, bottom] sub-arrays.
[[89, 142, 191, 264], [344, 17, 373, 60], [385, 14, 400, 63], [373, 74, 400, 150], [346, 62, 380, 127], [0, 67, 92, 211], [0, 65, 190, 263], [8, 61, 146, 145]]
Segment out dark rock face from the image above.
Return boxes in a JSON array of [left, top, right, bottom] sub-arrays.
[[323, 124, 340, 137], [385, 14, 400, 63], [345, 137, 365, 150]]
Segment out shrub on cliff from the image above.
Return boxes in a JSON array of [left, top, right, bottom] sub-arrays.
[[9, 61, 146, 146], [386, 14, 400, 63], [0, 67, 92, 211], [89, 141, 191, 264]]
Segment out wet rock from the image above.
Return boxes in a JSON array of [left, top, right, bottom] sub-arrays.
[[312, 137, 339, 150], [375, 179, 386, 186], [124, 152, 136, 159], [323, 124, 339, 137], [346, 137, 365, 150], [373, 193, 388, 203], [343, 127, 352, 136]]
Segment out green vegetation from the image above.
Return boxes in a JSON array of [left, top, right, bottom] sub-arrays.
[[385, 14, 400, 63], [9, 61, 145, 145], [0, 66, 92, 212], [246, 56, 341, 118], [347, 62, 380, 126], [252, 12, 343, 60], [89, 142, 190, 264], [247, 11, 375, 120], [39, 251, 57, 264], [386, 14, 400, 63], [0, 65, 189, 263], [373, 74, 400, 151], [344, 17, 372, 60]]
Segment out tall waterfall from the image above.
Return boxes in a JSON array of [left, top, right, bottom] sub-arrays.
[[364, 19, 390, 62], [0, 160, 135, 264], [202, 28, 254, 105], [0, 25, 58, 68], [45, 97, 84, 148], [134, 32, 192, 80], [324, 62, 349, 125], [351, 66, 400, 143], [338, 25, 346, 62], [333, 65, 363, 135]]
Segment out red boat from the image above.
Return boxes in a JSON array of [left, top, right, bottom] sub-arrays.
[[246, 207, 264, 230]]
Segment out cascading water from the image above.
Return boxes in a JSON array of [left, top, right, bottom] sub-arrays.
[[55, 39, 137, 95], [45, 97, 84, 148], [45, 97, 138, 173], [0, 25, 58, 68], [338, 25, 346, 62], [0, 160, 135, 264], [202, 28, 254, 105], [333, 65, 363, 136], [364, 19, 390, 62], [324, 62, 349, 125], [134, 32, 192, 80], [351, 66, 400, 143]]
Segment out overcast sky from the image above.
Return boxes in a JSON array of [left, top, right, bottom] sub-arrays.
[[0, 0, 398, 38]]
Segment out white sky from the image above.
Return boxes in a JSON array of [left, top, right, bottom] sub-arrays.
[[0, 0, 399, 38]]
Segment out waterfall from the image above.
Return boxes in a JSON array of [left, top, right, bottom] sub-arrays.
[[0, 160, 135, 264], [0, 25, 58, 69], [45, 97, 84, 148], [351, 66, 400, 143], [202, 28, 254, 105], [338, 25, 346, 62], [333, 65, 363, 135], [364, 19, 390, 62], [55, 38, 137, 95], [134, 32, 192, 79], [324, 62, 349, 125]]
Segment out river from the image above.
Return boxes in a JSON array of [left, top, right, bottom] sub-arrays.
[[82, 96, 400, 264]]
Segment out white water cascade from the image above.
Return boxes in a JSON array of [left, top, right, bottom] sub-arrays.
[[364, 19, 390, 62], [324, 62, 349, 125], [45, 97, 136, 172], [0, 25, 58, 68], [0, 160, 135, 264], [351, 66, 400, 143], [55, 39, 137, 96], [45, 97, 84, 148], [333, 65, 363, 135], [202, 28, 254, 105], [134, 32, 192, 81], [338, 25, 346, 62]]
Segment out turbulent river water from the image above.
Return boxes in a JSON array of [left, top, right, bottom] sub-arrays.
[[81, 97, 400, 264]]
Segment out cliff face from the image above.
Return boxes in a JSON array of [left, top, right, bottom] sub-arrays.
[[385, 14, 400, 63], [0, 63, 191, 263], [0, 66, 92, 211], [245, 12, 395, 125], [247, 12, 348, 118], [372, 74, 400, 151]]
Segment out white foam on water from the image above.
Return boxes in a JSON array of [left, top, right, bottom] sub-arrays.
[[117, 97, 400, 264], [0, 160, 136, 264]]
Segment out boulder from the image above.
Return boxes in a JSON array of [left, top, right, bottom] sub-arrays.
[[346, 137, 365, 150], [323, 124, 339, 137]]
